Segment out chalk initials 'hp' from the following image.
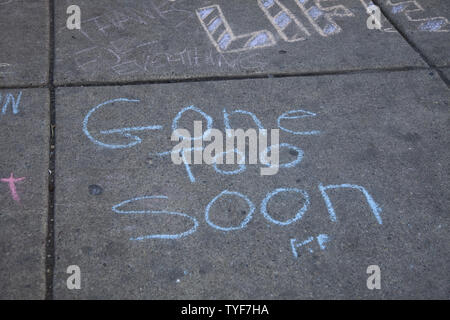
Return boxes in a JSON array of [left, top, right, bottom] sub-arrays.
[[66, 265, 81, 290], [366, 265, 381, 290], [66, 5, 81, 30]]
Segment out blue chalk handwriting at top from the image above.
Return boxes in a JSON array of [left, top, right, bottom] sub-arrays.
[[223, 108, 266, 136], [83, 98, 163, 149], [112, 195, 199, 240], [277, 109, 321, 135]]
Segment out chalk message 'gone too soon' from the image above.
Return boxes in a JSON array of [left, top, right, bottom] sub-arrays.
[[82, 97, 384, 259]]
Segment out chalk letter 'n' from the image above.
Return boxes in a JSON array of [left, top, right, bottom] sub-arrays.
[[318, 183, 382, 224]]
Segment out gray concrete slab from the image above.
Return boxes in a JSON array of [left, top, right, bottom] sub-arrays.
[[54, 70, 449, 299], [376, 0, 450, 67], [439, 67, 450, 80], [0, 0, 49, 86], [0, 88, 49, 299], [54, 0, 426, 85]]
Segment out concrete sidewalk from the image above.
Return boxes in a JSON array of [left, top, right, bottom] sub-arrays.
[[0, 0, 448, 299]]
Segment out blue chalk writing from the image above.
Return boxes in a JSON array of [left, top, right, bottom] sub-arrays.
[[290, 237, 313, 258], [205, 190, 255, 231], [208, 17, 222, 33], [262, 0, 274, 8], [419, 19, 446, 31], [248, 32, 270, 47], [291, 234, 330, 259], [274, 12, 291, 29], [392, 4, 406, 14], [112, 195, 199, 240], [316, 233, 329, 250], [100, 126, 162, 134], [260, 143, 303, 169], [172, 105, 213, 141], [1, 91, 22, 115], [223, 108, 265, 137], [157, 147, 205, 183], [198, 7, 214, 19], [318, 183, 382, 224], [218, 33, 232, 49], [309, 6, 324, 19], [261, 188, 310, 225], [213, 149, 246, 175], [83, 98, 163, 149], [181, 148, 197, 183], [277, 109, 320, 135]]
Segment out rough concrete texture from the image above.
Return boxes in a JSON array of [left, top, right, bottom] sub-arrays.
[[53, 70, 449, 299], [54, 0, 427, 84], [0, 0, 49, 86], [376, 0, 450, 67], [440, 67, 450, 80], [0, 88, 49, 299]]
